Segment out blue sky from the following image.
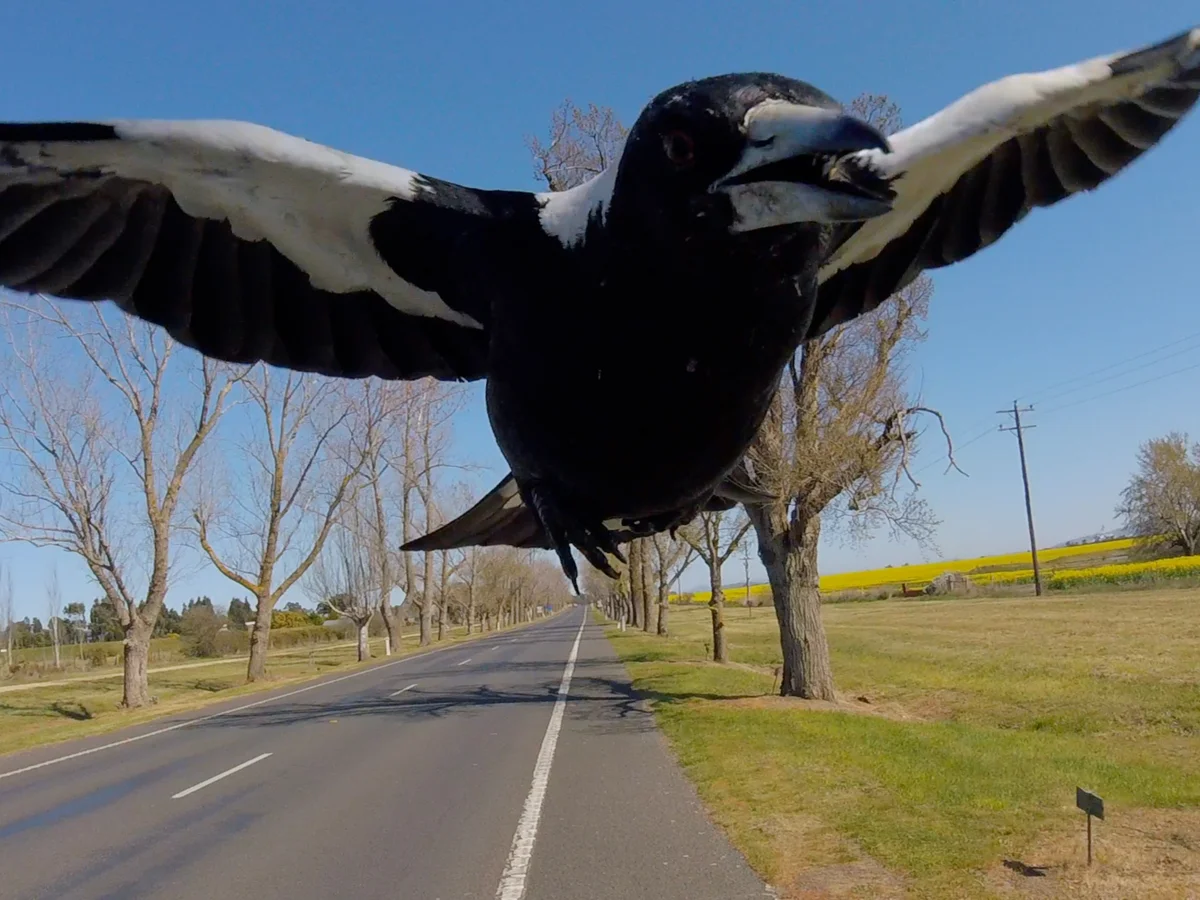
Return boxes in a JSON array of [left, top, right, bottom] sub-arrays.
[[2, 1, 1198, 617]]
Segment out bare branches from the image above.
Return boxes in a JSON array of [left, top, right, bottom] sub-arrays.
[[0, 298, 238, 706], [527, 100, 627, 192]]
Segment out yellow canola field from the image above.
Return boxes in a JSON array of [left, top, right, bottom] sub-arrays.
[[678, 538, 1142, 603], [979, 554, 1200, 587]]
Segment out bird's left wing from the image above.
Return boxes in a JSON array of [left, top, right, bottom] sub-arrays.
[[0, 120, 536, 380], [810, 26, 1199, 337]]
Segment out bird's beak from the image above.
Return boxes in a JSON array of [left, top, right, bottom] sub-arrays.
[[712, 101, 896, 232]]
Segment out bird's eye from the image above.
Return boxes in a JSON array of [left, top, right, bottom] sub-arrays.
[[662, 129, 695, 168]]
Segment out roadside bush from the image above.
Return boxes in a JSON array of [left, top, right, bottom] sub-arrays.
[[271, 610, 316, 630], [267, 625, 342, 650], [180, 605, 225, 658]]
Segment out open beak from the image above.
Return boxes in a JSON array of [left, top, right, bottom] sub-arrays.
[[712, 102, 896, 232]]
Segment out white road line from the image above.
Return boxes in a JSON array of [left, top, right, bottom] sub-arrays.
[[389, 683, 418, 698], [456, 658, 473, 667], [494, 611, 587, 900], [0, 629, 530, 783], [491, 645, 501, 650], [171, 752, 272, 800]]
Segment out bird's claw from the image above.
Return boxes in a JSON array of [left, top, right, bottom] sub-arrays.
[[526, 483, 624, 592]]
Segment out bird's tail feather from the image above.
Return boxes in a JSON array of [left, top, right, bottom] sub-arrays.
[[400, 459, 778, 554], [400, 474, 553, 552]]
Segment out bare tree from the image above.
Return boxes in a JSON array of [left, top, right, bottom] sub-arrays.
[[682, 509, 752, 662], [345, 379, 411, 654], [46, 565, 62, 669], [306, 518, 375, 662], [194, 368, 368, 682], [743, 95, 955, 700], [1117, 432, 1200, 557], [397, 380, 466, 646], [0, 301, 238, 706], [528, 100, 627, 192], [648, 532, 695, 637]]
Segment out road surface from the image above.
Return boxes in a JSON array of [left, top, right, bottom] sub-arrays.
[[0, 606, 772, 900]]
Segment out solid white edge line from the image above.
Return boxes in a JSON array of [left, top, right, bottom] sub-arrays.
[[389, 683, 418, 698], [0, 613, 562, 783], [171, 752, 273, 800], [494, 610, 587, 900], [456, 658, 473, 667]]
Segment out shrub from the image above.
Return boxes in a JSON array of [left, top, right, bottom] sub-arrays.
[[180, 605, 225, 658], [271, 610, 316, 630], [267, 625, 342, 650]]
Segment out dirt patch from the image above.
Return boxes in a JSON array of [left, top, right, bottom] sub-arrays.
[[757, 813, 907, 899], [986, 808, 1200, 899]]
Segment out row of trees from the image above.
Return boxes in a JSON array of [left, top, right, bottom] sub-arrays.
[[0, 299, 570, 704], [549, 95, 950, 699]]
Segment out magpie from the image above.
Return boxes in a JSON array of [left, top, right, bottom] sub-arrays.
[[0, 27, 1196, 590]]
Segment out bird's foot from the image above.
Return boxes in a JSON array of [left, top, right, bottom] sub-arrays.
[[525, 483, 624, 594]]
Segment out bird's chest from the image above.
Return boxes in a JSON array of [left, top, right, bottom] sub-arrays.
[[487, 247, 816, 500]]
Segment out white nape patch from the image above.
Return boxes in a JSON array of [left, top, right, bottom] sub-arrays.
[[726, 181, 889, 232], [3, 119, 481, 329], [536, 136, 625, 248], [819, 27, 1200, 283]]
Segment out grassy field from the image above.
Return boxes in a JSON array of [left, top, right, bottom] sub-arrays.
[[676, 538, 1200, 602], [603, 591, 1200, 899], [0, 620, 523, 758]]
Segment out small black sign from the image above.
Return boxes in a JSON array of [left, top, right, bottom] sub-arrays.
[[1076, 787, 1104, 820]]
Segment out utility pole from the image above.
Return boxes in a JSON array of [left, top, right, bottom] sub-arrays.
[[998, 401, 1043, 596]]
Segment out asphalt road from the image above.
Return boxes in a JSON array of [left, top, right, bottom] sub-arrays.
[[0, 606, 772, 900]]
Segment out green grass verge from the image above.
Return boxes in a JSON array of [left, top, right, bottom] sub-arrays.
[[601, 592, 1200, 899]]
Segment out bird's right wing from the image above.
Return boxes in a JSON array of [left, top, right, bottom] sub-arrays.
[[809, 26, 1199, 338], [0, 120, 540, 380]]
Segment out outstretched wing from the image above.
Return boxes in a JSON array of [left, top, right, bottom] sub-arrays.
[[810, 26, 1199, 336], [0, 120, 536, 379]]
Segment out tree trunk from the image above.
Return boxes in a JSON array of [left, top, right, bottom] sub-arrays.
[[437, 603, 446, 641], [379, 602, 401, 656], [247, 598, 273, 682], [748, 503, 835, 700], [657, 580, 669, 636], [356, 620, 370, 662], [418, 602, 433, 646], [628, 542, 643, 629], [640, 543, 653, 633], [709, 576, 728, 663], [51, 620, 61, 668], [120, 623, 152, 708]]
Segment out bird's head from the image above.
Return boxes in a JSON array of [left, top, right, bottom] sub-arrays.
[[609, 74, 895, 243]]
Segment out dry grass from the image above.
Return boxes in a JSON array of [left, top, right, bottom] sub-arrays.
[[0, 619, 533, 757], [602, 589, 1200, 899]]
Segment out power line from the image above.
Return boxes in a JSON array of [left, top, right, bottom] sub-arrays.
[[1037, 358, 1200, 414], [1027, 342, 1200, 407], [998, 402, 1043, 597], [911, 332, 1200, 476], [1015, 328, 1200, 406]]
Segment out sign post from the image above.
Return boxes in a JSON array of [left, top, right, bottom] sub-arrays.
[[1075, 787, 1104, 865]]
